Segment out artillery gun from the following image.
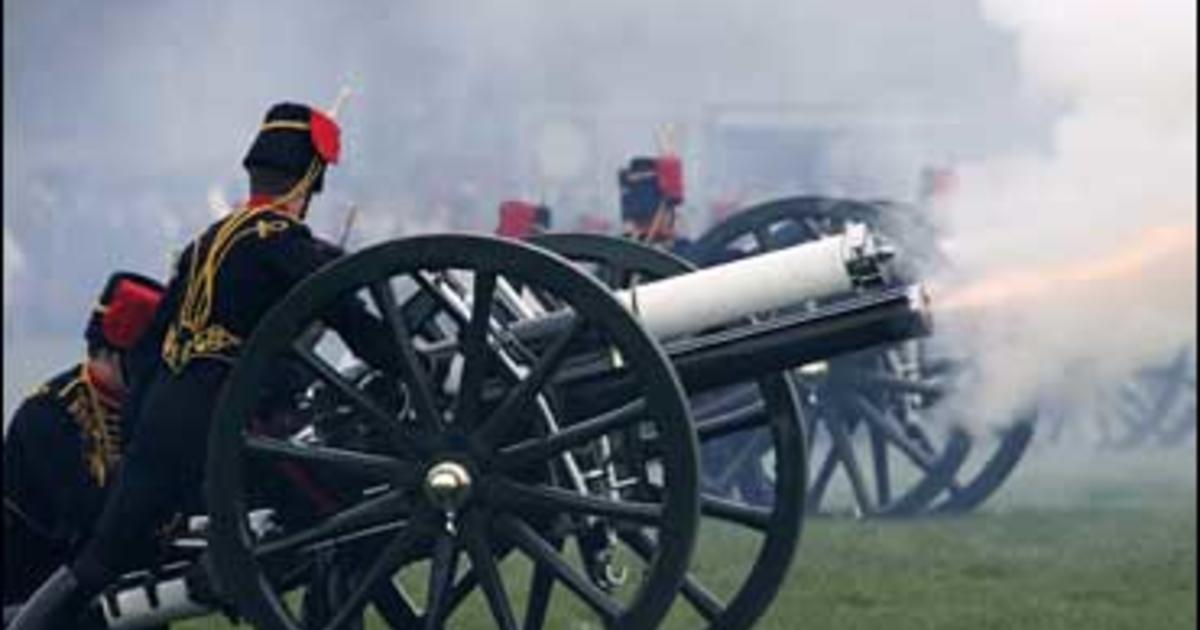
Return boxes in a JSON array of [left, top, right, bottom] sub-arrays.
[[62, 224, 927, 630], [689, 195, 1036, 517], [1037, 345, 1196, 451]]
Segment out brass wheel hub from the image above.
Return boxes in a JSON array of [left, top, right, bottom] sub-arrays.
[[424, 461, 473, 511]]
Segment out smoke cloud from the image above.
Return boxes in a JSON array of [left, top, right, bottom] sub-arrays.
[[931, 0, 1197, 430], [3, 2, 1033, 325], [3, 0, 1059, 419]]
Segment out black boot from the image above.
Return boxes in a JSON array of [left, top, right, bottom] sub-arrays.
[[6, 567, 94, 630]]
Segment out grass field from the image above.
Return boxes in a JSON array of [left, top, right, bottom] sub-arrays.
[[7, 336, 1193, 629], [169, 445, 1194, 630]]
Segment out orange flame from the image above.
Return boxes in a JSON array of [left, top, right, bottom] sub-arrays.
[[937, 224, 1196, 312]]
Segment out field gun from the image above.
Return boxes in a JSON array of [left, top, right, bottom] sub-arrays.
[[75, 224, 930, 630]]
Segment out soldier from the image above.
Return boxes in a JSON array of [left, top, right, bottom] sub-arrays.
[[617, 154, 694, 258], [3, 272, 165, 622], [495, 199, 552, 238], [617, 154, 777, 506], [10, 102, 401, 630]]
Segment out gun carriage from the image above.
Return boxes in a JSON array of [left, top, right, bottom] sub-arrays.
[[689, 195, 1036, 517], [70, 225, 927, 630], [1037, 346, 1196, 451]]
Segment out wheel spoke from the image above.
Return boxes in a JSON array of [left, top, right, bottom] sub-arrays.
[[490, 478, 663, 526], [620, 529, 724, 621], [752, 224, 776, 251], [825, 416, 875, 516], [423, 531, 459, 630], [709, 430, 770, 492], [599, 263, 627, 291], [695, 400, 768, 442], [290, 343, 415, 458], [244, 435, 418, 484], [453, 272, 498, 430], [867, 424, 892, 507], [806, 439, 838, 512], [496, 515, 622, 623], [320, 524, 424, 630], [368, 280, 444, 434], [255, 490, 409, 558], [523, 544, 558, 630], [463, 513, 519, 630], [851, 395, 939, 472], [476, 319, 584, 447], [499, 398, 647, 469], [370, 582, 422, 628], [411, 271, 470, 327], [699, 494, 770, 530]]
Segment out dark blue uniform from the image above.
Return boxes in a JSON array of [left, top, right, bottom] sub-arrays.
[[72, 205, 398, 590], [4, 367, 121, 605]]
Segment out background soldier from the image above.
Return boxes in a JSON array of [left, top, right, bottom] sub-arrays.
[[10, 101, 401, 630], [495, 199, 552, 238], [617, 154, 693, 257], [4, 272, 165, 625]]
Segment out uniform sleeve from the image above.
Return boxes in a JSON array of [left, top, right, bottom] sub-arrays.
[[262, 225, 402, 374], [3, 396, 96, 544]]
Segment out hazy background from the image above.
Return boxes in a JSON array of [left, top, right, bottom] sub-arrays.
[[3, 0, 1193, 462]]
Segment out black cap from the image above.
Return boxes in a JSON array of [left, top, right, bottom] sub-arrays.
[[242, 102, 341, 194], [619, 157, 663, 224]]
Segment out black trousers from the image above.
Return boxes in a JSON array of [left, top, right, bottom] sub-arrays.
[[3, 508, 69, 605], [72, 361, 229, 591]]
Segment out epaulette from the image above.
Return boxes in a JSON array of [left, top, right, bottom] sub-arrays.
[[54, 376, 86, 401], [27, 383, 51, 400]]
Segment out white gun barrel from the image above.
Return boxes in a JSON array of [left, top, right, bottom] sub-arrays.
[[613, 222, 891, 338]]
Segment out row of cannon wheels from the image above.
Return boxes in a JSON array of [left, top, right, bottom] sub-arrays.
[[206, 234, 807, 629], [199, 193, 1049, 629], [1035, 346, 1196, 451]]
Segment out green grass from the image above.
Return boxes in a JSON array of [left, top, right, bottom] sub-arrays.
[[11, 334, 1192, 629], [757, 506, 1195, 630], [173, 448, 1195, 630]]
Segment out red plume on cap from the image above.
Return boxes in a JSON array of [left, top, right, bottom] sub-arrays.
[[310, 109, 341, 164], [655, 155, 684, 204]]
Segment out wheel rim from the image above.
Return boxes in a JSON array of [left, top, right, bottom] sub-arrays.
[[207, 234, 700, 630]]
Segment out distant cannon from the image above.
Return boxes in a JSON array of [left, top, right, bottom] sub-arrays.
[[1038, 346, 1196, 451], [690, 195, 1036, 517]]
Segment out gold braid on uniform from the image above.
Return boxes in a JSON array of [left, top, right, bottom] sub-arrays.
[[162, 158, 322, 372], [61, 365, 123, 487]]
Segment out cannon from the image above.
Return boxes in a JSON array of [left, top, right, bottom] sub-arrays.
[[690, 195, 1036, 517], [152, 224, 927, 630], [43, 225, 927, 629], [1037, 346, 1196, 451]]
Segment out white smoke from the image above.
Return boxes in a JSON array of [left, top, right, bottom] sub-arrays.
[[933, 0, 1198, 430], [3, 228, 25, 313]]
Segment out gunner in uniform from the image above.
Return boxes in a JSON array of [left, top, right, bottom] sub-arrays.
[[3, 272, 165, 621], [10, 102, 401, 630], [617, 154, 694, 258], [618, 153, 776, 506]]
